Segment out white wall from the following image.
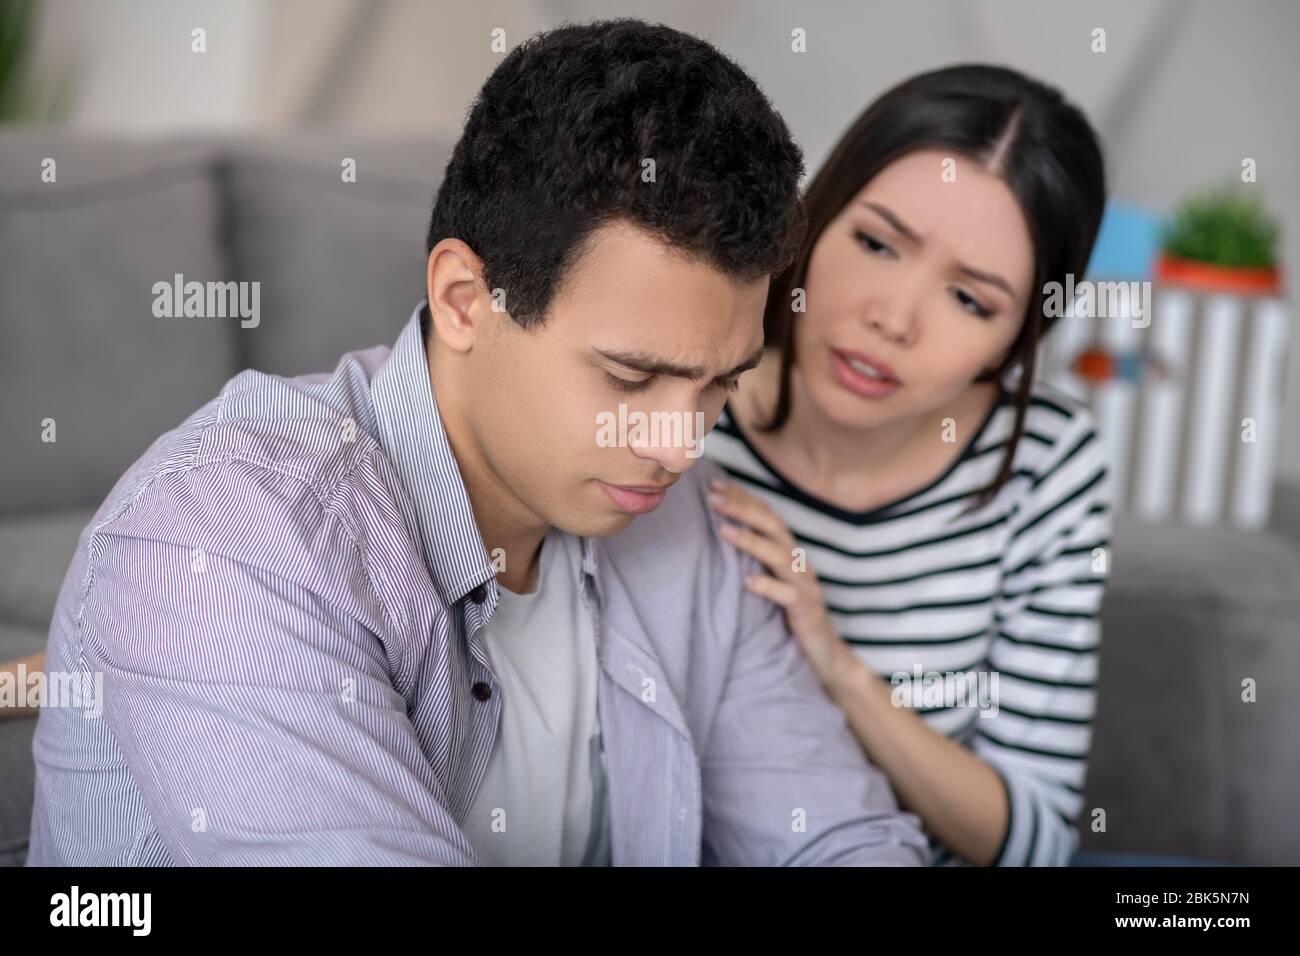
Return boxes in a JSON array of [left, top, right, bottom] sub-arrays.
[[31, 0, 264, 130]]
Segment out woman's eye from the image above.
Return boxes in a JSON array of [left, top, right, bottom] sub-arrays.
[[605, 372, 654, 393], [854, 229, 894, 257], [715, 377, 741, 394], [953, 287, 994, 319]]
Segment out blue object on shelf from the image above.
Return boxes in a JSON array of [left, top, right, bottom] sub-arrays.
[[1085, 201, 1163, 280]]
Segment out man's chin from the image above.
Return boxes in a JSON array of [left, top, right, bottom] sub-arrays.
[[551, 507, 637, 539], [539, 487, 644, 539]]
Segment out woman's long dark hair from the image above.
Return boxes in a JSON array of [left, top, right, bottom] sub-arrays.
[[759, 64, 1106, 512]]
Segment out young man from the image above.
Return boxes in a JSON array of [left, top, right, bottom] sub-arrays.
[[27, 19, 927, 866]]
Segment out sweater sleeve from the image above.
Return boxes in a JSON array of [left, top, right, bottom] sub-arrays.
[[974, 409, 1113, 866]]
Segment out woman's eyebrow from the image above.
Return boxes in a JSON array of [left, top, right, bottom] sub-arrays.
[[956, 263, 1015, 296], [860, 200, 1014, 296], [595, 345, 765, 382], [859, 201, 921, 242]]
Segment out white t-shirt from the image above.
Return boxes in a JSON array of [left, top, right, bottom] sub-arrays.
[[461, 528, 611, 866]]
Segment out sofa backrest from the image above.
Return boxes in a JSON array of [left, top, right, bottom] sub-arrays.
[[0, 132, 452, 516]]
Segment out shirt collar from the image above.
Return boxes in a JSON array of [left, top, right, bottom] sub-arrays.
[[370, 301, 497, 608]]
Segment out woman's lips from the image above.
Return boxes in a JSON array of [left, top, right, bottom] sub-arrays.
[[830, 347, 902, 399], [597, 480, 671, 515]]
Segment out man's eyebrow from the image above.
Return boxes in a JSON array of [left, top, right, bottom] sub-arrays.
[[860, 200, 1015, 297], [595, 345, 765, 382]]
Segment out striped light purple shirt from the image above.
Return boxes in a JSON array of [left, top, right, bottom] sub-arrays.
[[27, 304, 928, 866]]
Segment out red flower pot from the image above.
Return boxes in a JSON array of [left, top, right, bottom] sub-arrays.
[[1155, 252, 1283, 295]]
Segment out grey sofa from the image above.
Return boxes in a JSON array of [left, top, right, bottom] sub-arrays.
[[2, 131, 1297, 866]]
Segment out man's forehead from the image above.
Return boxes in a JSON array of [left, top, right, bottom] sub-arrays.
[[562, 220, 769, 299], [593, 340, 765, 381]]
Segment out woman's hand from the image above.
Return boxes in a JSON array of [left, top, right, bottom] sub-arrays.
[[706, 475, 856, 685], [0, 651, 46, 718]]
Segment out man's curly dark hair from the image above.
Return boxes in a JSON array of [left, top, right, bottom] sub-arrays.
[[425, 18, 806, 328]]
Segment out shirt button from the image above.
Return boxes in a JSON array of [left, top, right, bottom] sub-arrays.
[[471, 681, 492, 702], [469, 584, 487, 604]]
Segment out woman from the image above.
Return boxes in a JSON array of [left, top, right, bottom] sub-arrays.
[[702, 64, 1111, 866]]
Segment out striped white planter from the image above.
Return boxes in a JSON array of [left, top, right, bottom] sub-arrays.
[[1040, 284, 1290, 530]]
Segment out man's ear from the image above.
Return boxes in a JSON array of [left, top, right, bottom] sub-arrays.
[[426, 238, 488, 354]]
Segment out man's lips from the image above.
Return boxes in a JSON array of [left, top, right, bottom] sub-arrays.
[[597, 479, 675, 515]]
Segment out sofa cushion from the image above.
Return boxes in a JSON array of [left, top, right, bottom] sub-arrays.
[[0, 622, 48, 674], [0, 135, 238, 517], [1084, 518, 1300, 864], [222, 135, 454, 377], [0, 508, 96, 634], [0, 715, 36, 867]]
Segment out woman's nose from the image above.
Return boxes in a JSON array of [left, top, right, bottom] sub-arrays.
[[864, 296, 918, 345]]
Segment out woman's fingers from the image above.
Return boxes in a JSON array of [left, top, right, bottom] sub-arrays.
[[709, 479, 845, 680], [706, 477, 792, 545], [708, 477, 815, 583], [716, 520, 794, 576], [743, 572, 801, 608]]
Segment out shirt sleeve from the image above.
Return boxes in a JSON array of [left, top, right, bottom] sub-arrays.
[[699, 540, 931, 866], [974, 415, 1113, 866], [79, 527, 481, 866]]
